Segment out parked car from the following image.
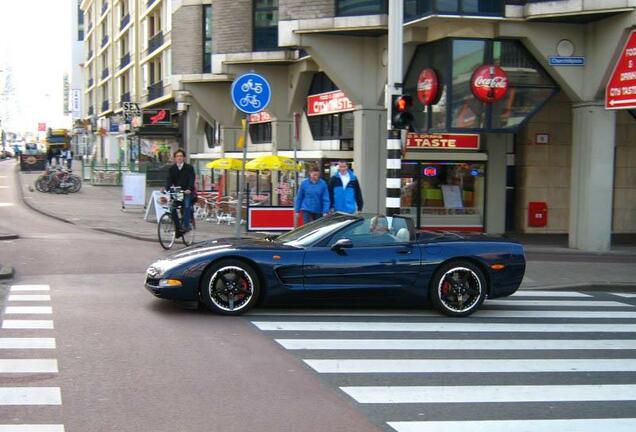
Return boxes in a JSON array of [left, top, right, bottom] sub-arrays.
[[145, 213, 526, 317]]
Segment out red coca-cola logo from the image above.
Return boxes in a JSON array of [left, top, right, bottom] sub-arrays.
[[471, 65, 509, 103], [417, 68, 439, 105]]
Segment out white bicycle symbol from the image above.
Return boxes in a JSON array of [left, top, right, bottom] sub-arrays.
[[240, 79, 263, 94], [239, 94, 261, 109]]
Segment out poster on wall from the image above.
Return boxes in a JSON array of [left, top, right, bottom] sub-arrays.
[[441, 185, 464, 209], [122, 173, 147, 208]]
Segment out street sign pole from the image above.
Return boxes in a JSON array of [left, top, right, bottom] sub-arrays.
[[386, 0, 404, 218], [235, 115, 250, 238]]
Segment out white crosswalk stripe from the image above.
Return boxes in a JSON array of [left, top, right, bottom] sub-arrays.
[[611, 292, 636, 298], [1, 282, 64, 430], [250, 289, 636, 432]]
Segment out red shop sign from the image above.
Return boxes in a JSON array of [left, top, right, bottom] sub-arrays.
[[249, 111, 272, 124], [307, 90, 353, 116], [606, 30, 636, 109], [406, 133, 480, 150], [471, 65, 509, 103], [417, 68, 439, 105]]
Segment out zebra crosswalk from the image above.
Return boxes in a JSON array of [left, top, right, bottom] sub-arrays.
[[248, 289, 636, 432], [0, 284, 64, 431]]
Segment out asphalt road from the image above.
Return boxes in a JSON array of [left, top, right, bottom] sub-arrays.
[[0, 160, 380, 432], [2, 159, 636, 432]]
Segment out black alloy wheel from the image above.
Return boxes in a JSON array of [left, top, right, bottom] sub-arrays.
[[200, 259, 260, 315], [430, 260, 487, 317]]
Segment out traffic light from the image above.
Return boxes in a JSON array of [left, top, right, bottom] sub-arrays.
[[391, 94, 414, 130]]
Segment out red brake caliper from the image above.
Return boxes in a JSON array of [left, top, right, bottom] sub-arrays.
[[442, 281, 450, 296]]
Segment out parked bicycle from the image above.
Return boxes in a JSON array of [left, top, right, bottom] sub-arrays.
[[35, 167, 82, 194], [157, 186, 196, 250]]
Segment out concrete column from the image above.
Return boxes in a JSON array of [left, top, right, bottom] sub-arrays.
[[485, 133, 509, 235], [353, 108, 387, 214], [272, 120, 292, 151], [569, 102, 616, 251]]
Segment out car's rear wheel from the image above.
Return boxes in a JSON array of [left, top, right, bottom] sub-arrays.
[[430, 260, 486, 317], [200, 259, 260, 315]]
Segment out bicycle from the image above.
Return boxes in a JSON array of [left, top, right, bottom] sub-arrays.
[[157, 187, 196, 250]]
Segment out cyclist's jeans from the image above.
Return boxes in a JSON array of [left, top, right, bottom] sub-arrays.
[[171, 195, 193, 231]]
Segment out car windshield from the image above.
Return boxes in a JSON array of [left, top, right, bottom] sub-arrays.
[[274, 214, 358, 247]]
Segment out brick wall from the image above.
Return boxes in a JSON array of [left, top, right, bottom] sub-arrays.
[[215, 0, 253, 54], [279, 0, 335, 20], [172, 5, 203, 74]]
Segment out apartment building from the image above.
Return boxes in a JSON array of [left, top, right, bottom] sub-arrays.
[[80, 0, 176, 163], [76, 0, 636, 250]]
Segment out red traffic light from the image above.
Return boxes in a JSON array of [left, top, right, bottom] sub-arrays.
[[395, 95, 413, 112]]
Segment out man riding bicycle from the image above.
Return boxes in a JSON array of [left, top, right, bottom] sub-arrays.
[[161, 149, 195, 237]]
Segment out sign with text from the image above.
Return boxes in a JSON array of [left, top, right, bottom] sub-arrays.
[[142, 109, 171, 126], [307, 90, 353, 116], [406, 133, 480, 150], [249, 111, 272, 124], [606, 30, 636, 109]]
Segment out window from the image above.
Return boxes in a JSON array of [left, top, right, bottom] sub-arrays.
[[203, 5, 213, 73], [336, 0, 387, 16], [404, 0, 503, 21], [204, 120, 220, 148], [253, 0, 278, 51], [249, 122, 272, 144], [77, 1, 84, 41]]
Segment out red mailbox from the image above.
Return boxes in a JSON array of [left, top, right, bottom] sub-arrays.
[[528, 202, 548, 227]]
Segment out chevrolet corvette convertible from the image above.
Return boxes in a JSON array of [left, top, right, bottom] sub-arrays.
[[145, 213, 525, 317]]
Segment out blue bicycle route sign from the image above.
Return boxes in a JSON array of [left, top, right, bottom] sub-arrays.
[[230, 73, 272, 114]]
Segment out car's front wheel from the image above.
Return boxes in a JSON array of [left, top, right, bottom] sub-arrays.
[[200, 259, 260, 315], [430, 260, 486, 317]]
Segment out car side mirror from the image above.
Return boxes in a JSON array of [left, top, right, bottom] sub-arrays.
[[331, 238, 353, 251]]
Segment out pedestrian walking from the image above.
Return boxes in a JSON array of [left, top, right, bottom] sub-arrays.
[[161, 149, 196, 236], [54, 148, 62, 166], [328, 161, 363, 214], [46, 147, 54, 167], [294, 165, 330, 225], [64, 148, 73, 169]]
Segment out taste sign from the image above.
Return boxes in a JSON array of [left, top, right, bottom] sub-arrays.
[[407, 133, 480, 150]]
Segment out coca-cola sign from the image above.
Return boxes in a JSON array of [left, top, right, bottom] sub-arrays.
[[417, 68, 439, 105], [471, 65, 509, 103]]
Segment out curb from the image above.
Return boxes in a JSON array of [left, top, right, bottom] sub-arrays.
[[520, 282, 636, 291], [91, 227, 157, 243], [0, 265, 14, 280], [0, 233, 19, 240], [16, 166, 75, 225]]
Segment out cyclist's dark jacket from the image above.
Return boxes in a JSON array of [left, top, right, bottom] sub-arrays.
[[165, 163, 196, 192]]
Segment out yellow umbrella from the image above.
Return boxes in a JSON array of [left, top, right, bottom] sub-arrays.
[[206, 158, 244, 170], [245, 155, 301, 171]]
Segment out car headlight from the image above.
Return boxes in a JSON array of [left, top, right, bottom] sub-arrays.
[[158, 279, 182, 288], [146, 266, 162, 278]]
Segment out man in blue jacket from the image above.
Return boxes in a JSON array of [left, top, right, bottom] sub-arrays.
[[295, 165, 330, 224], [328, 161, 363, 214]]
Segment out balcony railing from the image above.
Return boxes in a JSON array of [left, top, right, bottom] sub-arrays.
[[148, 80, 163, 101], [88, 78, 94, 88], [86, 50, 94, 61], [120, 53, 131, 70], [120, 13, 131, 31], [101, 67, 109, 80], [102, 100, 110, 112], [87, 21, 94, 34], [88, 106, 94, 116], [101, 35, 109, 48], [120, 92, 131, 106], [148, 32, 164, 54], [404, 0, 504, 21], [101, 1, 109, 16], [147, 0, 158, 8]]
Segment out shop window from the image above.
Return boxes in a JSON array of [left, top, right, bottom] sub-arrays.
[[336, 0, 387, 16], [253, 0, 278, 51], [306, 73, 354, 141], [249, 122, 272, 144], [203, 5, 213, 73], [404, 38, 558, 133]]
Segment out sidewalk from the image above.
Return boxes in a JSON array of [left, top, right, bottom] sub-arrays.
[[14, 163, 636, 290]]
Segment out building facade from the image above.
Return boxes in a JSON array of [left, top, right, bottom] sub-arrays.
[[80, 0, 636, 251]]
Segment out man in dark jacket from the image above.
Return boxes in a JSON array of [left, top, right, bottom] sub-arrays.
[[328, 161, 363, 214], [161, 149, 196, 234]]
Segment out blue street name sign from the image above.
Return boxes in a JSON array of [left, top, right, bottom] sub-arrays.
[[548, 56, 585, 66], [231, 73, 272, 114]]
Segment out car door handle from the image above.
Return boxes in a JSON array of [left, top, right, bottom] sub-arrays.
[[396, 248, 412, 255]]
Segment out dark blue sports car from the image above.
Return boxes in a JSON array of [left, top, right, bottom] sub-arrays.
[[145, 213, 525, 317]]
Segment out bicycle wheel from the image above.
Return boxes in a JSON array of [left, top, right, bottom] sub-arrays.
[[158, 213, 176, 250], [69, 176, 82, 193], [182, 225, 195, 246], [35, 176, 49, 192]]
